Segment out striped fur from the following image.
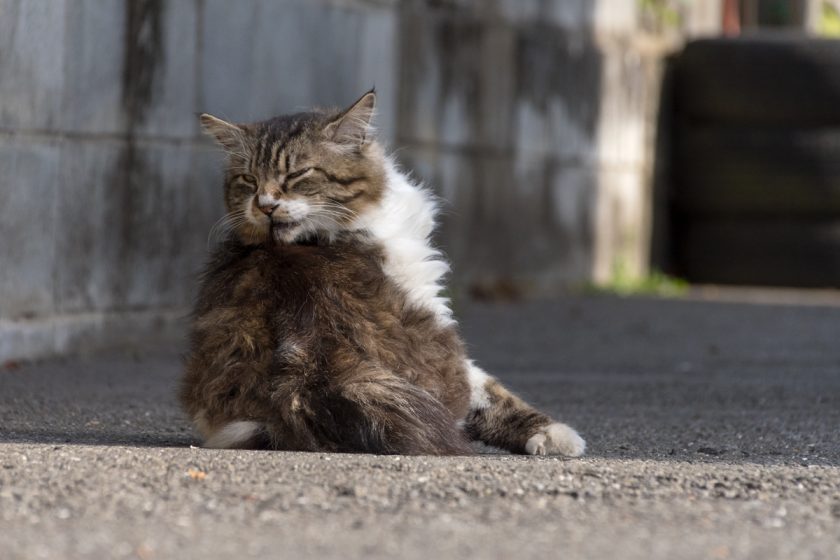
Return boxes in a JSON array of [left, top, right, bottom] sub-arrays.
[[182, 92, 585, 456]]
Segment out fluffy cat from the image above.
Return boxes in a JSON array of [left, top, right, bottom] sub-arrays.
[[180, 90, 585, 456]]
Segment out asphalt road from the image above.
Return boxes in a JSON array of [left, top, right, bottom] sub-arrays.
[[1, 295, 839, 559]]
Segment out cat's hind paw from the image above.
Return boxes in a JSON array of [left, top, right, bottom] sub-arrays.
[[524, 422, 586, 457]]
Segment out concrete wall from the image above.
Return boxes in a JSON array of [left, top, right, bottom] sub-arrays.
[[0, 0, 719, 361], [395, 0, 721, 297]]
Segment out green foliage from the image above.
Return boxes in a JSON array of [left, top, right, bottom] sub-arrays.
[[586, 260, 689, 298], [820, 2, 840, 37], [639, 0, 683, 29]]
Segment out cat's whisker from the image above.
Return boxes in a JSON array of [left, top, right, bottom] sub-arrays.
[[310, 202, 359, 221], [207, 211, 250, 249], [319, 204, 357, 217], [310, 207, 350, 220]]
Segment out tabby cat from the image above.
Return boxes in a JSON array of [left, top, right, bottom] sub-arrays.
[[180, 91, 585, 456]]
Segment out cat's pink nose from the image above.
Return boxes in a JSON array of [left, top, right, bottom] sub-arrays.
[[258, 203, 278, 216]]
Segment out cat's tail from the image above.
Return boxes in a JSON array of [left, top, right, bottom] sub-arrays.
[[270, 368, 474, 456]]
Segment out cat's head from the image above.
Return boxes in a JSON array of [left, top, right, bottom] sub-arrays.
[[201, 91, 386, 245]]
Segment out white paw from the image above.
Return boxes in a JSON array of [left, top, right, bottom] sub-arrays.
[[524, 422, 586, 457]]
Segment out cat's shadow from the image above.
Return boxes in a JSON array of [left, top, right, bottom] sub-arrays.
[[3, 427, 835, 467], [0, 428, 197, 449]]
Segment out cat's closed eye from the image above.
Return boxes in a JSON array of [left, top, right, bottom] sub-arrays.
[[287, 168, 312, 180], [235, 174, 258, 191], [289, 178, 321, 195]]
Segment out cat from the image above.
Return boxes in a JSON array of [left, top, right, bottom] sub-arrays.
[[180, 90, 585, 457]]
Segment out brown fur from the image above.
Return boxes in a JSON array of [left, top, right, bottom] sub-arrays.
[[181, 235, 472, 455], [463, 378, 553, 454]]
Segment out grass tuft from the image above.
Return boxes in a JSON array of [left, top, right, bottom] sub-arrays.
[[585, 260, 689, 297]]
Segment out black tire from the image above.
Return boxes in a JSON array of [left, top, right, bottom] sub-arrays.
[[677, 37, 840, 126], [675, 126, 840, 217], [677, 220, 840, 287]]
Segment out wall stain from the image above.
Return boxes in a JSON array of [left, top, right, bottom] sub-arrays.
[[122, 0, 164, 129], [397, 1, 603, 293], [515, 23, 602, 140], [109, 0, 166, 308]]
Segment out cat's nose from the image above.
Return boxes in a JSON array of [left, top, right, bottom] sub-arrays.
[[258, 202, 279, 216]]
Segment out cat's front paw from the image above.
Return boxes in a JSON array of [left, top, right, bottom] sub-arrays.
[[524, 422, 586, 457]]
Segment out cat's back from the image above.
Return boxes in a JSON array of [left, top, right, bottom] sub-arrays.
[[182, 235, 393, 417], [193, 235, 391, 331]]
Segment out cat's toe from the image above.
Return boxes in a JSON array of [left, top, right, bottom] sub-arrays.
[[525, 422, 586, 457]]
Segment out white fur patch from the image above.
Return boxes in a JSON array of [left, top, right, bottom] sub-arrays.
[[354, 158, 454, 326], [525, 422, 586, 457], [276, 198, 310, 221], [257, 193, 277, 208], [466, 361, 491, 410], [203, 421, 262, 449]]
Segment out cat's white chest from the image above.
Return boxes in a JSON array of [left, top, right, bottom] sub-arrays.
[[355, 160, 454, 326]]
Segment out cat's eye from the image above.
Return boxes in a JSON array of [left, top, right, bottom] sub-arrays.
[[286, 168, 312, 180], [234, 174, 258, 191]]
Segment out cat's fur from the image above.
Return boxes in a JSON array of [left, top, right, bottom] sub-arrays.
[[180, 91, 585, 456]]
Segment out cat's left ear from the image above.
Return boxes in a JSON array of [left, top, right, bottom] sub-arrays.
[[323, 89, 376, 148], [199, 113, 247, 153]]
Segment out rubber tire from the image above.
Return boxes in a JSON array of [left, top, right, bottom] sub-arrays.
[[677, 219, 840, 288], [677, 37, 840, 126], [675, 126, 840, 217]]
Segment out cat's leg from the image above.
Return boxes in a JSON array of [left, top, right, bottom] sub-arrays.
[[463, 362, 586, 457]]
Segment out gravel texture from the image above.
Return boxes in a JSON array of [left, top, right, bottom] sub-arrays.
[[1, 296, 839, 559]]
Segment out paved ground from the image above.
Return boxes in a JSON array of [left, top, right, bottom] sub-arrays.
[[1, 295, 839, 559]]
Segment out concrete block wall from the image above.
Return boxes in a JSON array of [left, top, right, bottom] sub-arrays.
[[0, 0, 718, 360], [0, 0, 398, 361]]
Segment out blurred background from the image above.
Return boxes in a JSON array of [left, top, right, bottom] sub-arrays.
[[2, 0, 840, 361]]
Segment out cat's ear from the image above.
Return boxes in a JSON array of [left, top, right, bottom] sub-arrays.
[[323, 89, 376, 148], [199, 113, 246, 153]]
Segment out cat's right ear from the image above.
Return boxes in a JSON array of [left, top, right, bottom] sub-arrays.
[[323, 90, 376, 149], [199, 113, 246, 153]]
